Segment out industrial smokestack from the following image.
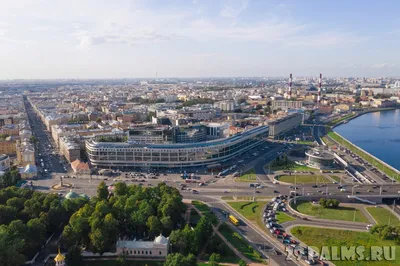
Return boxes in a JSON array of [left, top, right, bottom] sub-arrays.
[[288, 73, 292, 98], [317, 73, 322, 103]]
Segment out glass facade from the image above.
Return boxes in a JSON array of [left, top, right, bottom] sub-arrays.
[[86, 126, 269, 168]]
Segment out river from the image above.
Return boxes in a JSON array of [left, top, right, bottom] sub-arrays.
[[334, 109, 400, 171]]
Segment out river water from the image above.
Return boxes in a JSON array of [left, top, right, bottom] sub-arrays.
[[334, 109, 400, 171]]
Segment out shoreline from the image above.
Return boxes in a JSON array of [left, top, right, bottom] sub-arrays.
[[330, 108, 400, 176], [331, 106, 400, 129]]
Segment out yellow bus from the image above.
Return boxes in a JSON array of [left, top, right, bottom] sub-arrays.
[[229, 215, 239, 226]]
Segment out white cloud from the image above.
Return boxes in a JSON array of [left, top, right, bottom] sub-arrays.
[[219, 0, 249, 18], [371, 63, 396, 69]]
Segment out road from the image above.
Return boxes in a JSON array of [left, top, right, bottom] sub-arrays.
[[24, 96, 67, 177]]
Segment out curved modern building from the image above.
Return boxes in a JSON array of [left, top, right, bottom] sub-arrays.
[[305, 147, 335, 169], [86, 126, 269, 168]]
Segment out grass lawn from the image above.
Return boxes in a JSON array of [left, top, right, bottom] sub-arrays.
[[192, 201, 219, 225], [219, 223, 263, 263], [292, 201, 368, 223], [85, 261, 163, 266], [291, 226, 400, 266], [329, 113, 357, 126], [270, 161, 316, 172], [276, 211, 296, 224], [222, 196, 271, 201], [366, 207, 400, 226], [328, 131, 399, 180], [236, 169, 257, 182], [330, 175, 342, 183], [277, 175, 331, 184], [228, 201, 266, 222]]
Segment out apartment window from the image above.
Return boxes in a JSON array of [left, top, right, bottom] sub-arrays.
[[149, 251, 152, 255], [134, 250, 136, 254], [159, 251, 162, 255], [142, 250, 144, 254], [145, 251, 148, 255]]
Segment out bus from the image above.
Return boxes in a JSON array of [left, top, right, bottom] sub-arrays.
[[228, 215, 240, 226]]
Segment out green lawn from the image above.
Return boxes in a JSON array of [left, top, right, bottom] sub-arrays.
[[219, 223, 263, 263], [276, 211, 296, 224], [277, 175, 330, 184], [292, 201, 368, 223], [330, 175, 342, 183], [270, 161, 316, 171], [228, 201, 266, 222], [192, 201, 219, 225], [328, 131, 399, 180], [84, 261, 163, 266], [291, 226, 400, 266], [222, 196, 271, 201], [366, 207, 400, 226], [329, 113, 357, 126], [235, 169, 257, 182]]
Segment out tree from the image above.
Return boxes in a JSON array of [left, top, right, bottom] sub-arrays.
[[195, 216, 212, 245], [164, 253, 196, 266], [147, 216, 162, 238], [114, 182, 128, 196], [209, 253, 221, 266], [66, 245, 85, 266], [97, 181, 109, 200], [0, 228, 26, 266], [238, 260, 248, 266], [319, 198, 327, 208]]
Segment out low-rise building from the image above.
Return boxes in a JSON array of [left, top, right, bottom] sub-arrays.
[[116, 234, 170, 258], [0, 154, 10, 171], [71, 159, 90, 175]]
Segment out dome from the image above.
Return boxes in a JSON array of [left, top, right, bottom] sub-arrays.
[[54, 247, 65, 262], [65, 189, 79, 199], [154, 234, 169, 245]]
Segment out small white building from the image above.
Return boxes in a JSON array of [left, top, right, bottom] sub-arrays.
[[116, 234, 170, 258], [0, 154, 10, 171]]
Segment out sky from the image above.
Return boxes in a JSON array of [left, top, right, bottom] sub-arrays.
[[0, 0, 400, 79]]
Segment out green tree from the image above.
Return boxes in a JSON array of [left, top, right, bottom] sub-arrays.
[[238, 259, 248, 266], [0, 228, 26, 266], [97, 181, 109, 200], [164, 253, 196, 266], [195, 216, 213, 245], [147, 216, 162, 238], [66, 245, 85, 266], [319, 198, 327, 208], [114, 182, 128, 196], [209, 253, 221, 266]]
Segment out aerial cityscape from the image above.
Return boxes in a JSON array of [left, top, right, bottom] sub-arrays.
[[1, 1, 400, 266]]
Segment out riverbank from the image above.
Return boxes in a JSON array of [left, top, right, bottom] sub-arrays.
[[328, 131, 400, 179], [331, 106, 400, 129]]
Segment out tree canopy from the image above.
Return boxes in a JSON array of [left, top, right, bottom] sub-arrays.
[[61, 182, 185, 254], [0, 186, 88, 265]]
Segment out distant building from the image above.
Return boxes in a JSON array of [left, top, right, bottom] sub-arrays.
[[0, 138, 17, 155], [0, 154, 10, 171], [268, 113, 303, 138], [271, 100, 303, 111], [116, 234, 170, 258], [71, 159, 90, 175], [19, 164, 37, 179]]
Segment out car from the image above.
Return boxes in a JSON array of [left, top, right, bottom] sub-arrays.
[[273, 190, 279, 193]]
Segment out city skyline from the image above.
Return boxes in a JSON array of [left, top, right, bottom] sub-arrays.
[[1, 0, 400, 79]]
